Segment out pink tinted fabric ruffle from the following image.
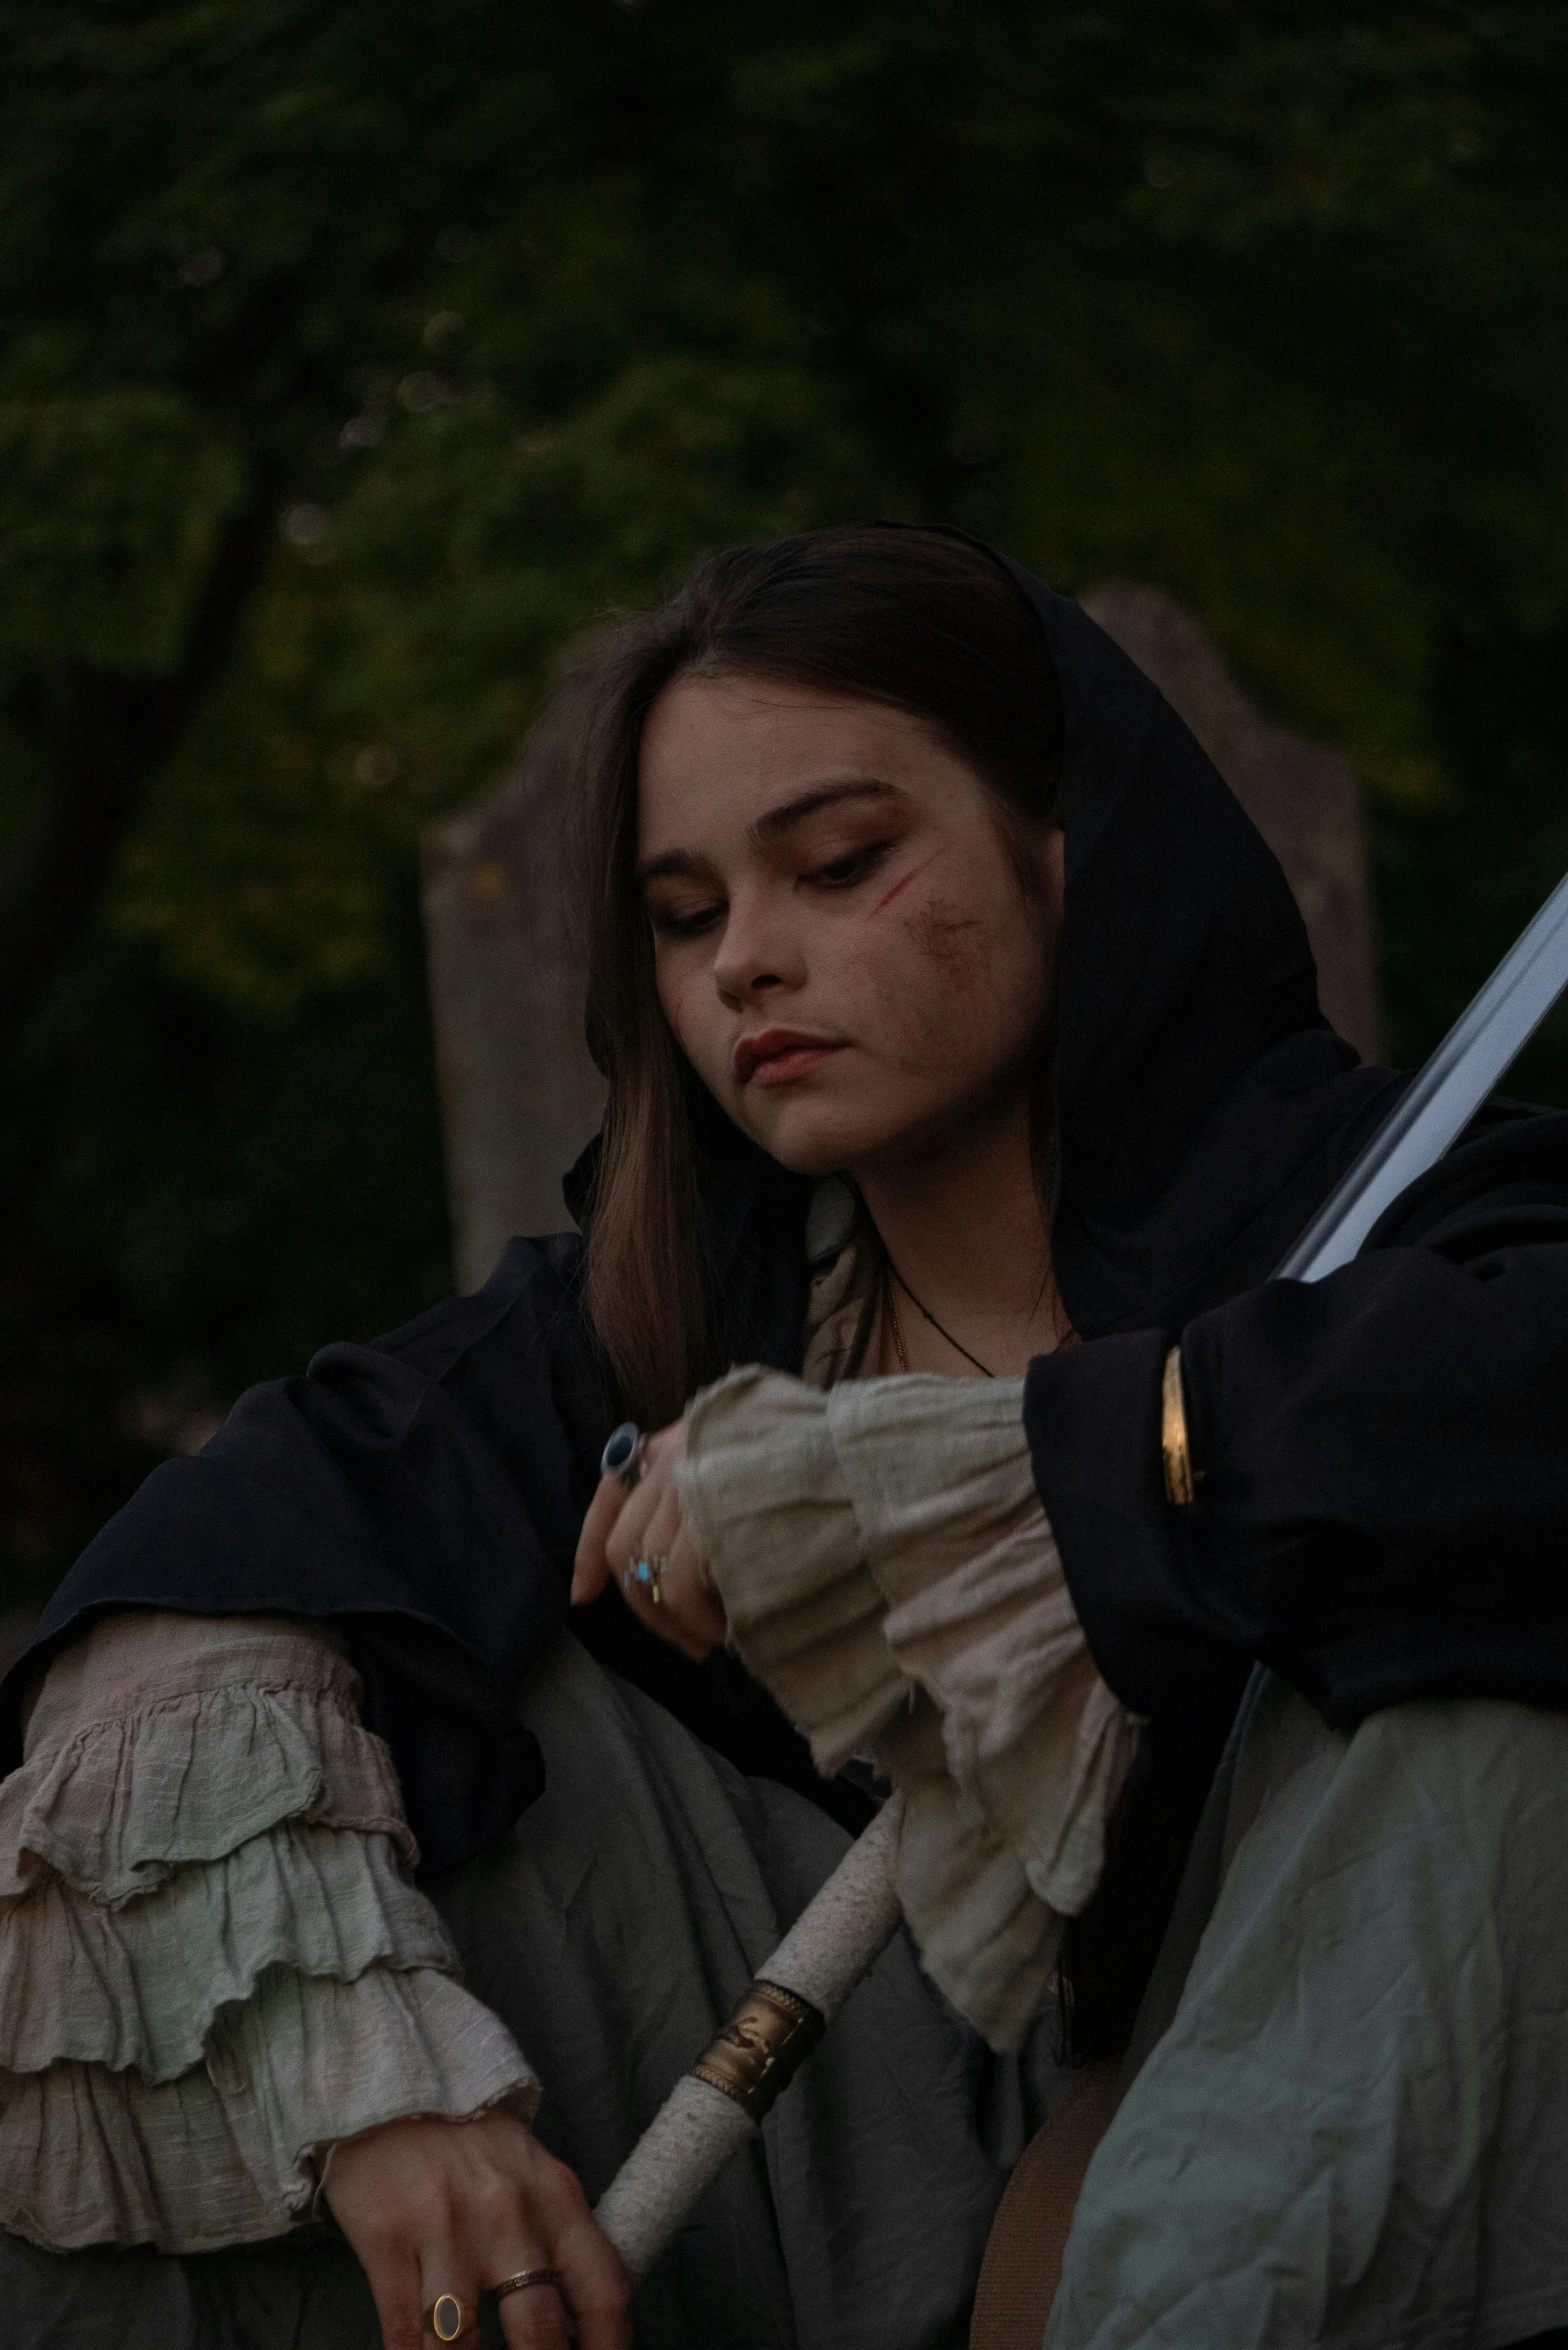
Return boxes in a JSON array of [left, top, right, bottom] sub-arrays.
[[0, 1612, 537, 2252]]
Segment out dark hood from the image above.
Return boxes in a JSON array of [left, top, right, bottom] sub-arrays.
[[1001, 560, 1365, 1332]]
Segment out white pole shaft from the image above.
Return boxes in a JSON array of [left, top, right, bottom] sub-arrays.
[[594, 1794, 904, 2279]]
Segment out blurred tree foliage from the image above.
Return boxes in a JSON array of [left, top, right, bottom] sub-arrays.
[[2, 0, 1567, 1603]]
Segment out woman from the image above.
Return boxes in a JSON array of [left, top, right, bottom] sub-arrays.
[[3, 526, 1568, 2349]]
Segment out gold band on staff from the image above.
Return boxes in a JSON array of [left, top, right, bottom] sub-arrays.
[[690, 1980, 826, 2124]]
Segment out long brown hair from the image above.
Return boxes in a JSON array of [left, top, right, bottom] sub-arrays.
[[574, 525, 1064, 1424]]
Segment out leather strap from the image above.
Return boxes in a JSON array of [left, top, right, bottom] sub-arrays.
[[968, 2062, 1121, 2350]]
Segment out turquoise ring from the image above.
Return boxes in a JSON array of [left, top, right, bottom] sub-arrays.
[[622, 1555, 667, 1605]]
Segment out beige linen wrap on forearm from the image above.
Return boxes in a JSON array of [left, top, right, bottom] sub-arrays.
[[677, 1367, 1141, 2052]]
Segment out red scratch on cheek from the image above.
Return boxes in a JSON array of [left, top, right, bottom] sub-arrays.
[[871, 855, 933, 916]]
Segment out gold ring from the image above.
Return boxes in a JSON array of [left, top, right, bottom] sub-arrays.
[[493, 2266, 563, 2303], [624, 1554, 667, 1605], [424, 2294, 479, 2342]]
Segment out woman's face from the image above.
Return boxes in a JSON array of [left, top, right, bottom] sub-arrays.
[[637, 672, 1064, 1179]]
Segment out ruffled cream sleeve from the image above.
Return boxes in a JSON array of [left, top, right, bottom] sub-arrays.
[[678, 1367, 1142, 2052], [0, 1612, 538, 2254]]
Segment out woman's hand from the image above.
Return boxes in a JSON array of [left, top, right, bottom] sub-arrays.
[[324, 2106, 630, 2350], [571, 1421, 727, 1661]]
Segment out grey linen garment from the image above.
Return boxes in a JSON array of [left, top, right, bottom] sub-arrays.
[[1049, 1671, 1568, 2350], [0, 1631, 1071, 2349]]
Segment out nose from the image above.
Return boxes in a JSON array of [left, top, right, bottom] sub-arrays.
[[711, 888, 806, 1008]]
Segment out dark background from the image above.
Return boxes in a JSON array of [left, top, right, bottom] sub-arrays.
[[3, 1, 1567, 1614]]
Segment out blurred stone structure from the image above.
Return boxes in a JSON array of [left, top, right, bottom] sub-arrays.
[[422, 673, 609, 1292], [423, 588, 1380, 1290]]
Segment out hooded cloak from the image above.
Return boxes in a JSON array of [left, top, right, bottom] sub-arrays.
[[6, 556, 1568, 1941]]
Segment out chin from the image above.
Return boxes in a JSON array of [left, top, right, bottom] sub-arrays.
[[734, 1098, 905, 1180]]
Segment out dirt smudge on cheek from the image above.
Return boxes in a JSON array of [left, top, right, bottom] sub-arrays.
[[909, 894, 988, 982], [859, 893, 991, 1070]]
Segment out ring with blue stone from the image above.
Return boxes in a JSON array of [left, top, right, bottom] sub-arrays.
[[621, 1554, 667, 1606], [600, 1420, 647, 1491]]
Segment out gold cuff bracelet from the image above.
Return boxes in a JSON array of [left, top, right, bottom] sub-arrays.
[[690, 1979, 826, 2124], [1161, 1344, 1197, 1507]]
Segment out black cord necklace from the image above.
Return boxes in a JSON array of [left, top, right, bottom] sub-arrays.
[[885, 1258, 996, 1378]]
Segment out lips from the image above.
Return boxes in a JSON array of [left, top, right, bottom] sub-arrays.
[[733, 1027, 845, 1085]]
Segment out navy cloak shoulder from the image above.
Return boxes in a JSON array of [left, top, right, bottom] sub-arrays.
[[0, 1237, 596, 1868], [0, 1220, 840, 1873], [1028, 1096, 1568, 1738]]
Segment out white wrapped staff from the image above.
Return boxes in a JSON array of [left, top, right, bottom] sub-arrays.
[[594, 1793, 903, 2278]]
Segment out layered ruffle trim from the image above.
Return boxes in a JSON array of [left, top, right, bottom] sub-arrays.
[[0, 1964, 539, 2255], [0, 1817, 456, 2078], [0, 1612, 538, 2251], [2, 1645, 413, 1908], [683, 1366, 1142, 2051], [679, 1367, 910, 1768]]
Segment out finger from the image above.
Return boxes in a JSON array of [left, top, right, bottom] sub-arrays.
[[323, 2139, 431, 2350], [356, 2233, 428, 2350], [601, 1474, 664, 1587], [495, 2268, 570, 2350], [478, 2225, 567, 2350], [535, 2192, 632, 2350], [612, 1487, 691, 1644], [628, 1502, 709, 1652], [572, 1472, 628, 1603], [662, 1526, 728, 1654], [437, 2137, 560, 2347], [611, 1474, 723, 1660], [576, 1464, 661, 1604], [573, 1421, 684, 1604], [673, 1516, 720, 1605], [416, 2236, 479, 2350], [633, 1484, 683, 1583]]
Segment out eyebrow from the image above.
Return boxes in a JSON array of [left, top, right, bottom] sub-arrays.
[[636, 778, 905, 886]]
